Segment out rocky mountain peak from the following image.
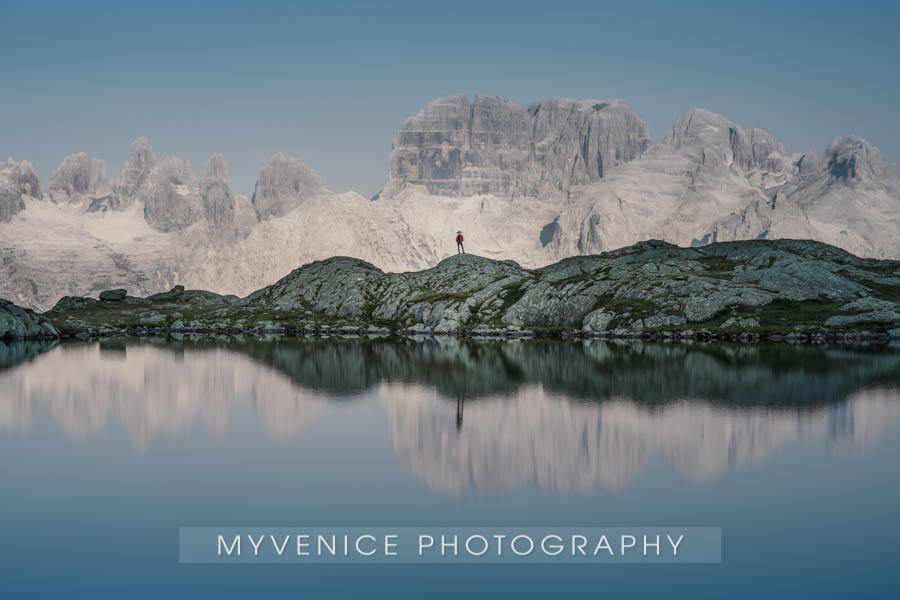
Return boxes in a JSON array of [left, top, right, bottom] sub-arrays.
[[203, 153, 229, 180], [0, 158, 43, 221], [664, 108, 729, 149], [201, 153, 235, 227], [825, 135, 885, 180], [383, 94, 650, 198], [48, 152, 112, 204], [141, 156, 202, 232], [6, 158, 42, 198], [110, 137, 157, 210], [251, 153, 325, 220], [153, 156, 196, 185], [664, 108, 789, 175]]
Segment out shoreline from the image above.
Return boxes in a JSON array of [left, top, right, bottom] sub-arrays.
[[6, 325, 898, 344]]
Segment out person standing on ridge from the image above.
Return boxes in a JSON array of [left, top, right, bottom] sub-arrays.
[[456, 231, 465, 254]]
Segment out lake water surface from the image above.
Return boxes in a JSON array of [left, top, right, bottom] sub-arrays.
[[2, 337, 899, 597]]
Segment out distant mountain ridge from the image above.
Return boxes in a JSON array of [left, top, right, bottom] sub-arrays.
[[2, 93, 899, 310]]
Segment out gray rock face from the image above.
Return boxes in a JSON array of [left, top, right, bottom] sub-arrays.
[[0, 298, 59, 339], [384, 94, 651, 198], [48, 152, 112, 203], [663, 108, 792, 176], [0, 158, 42, 221], [110, 137, 156, 209], [251, 153, 325, 219], [201, 154, 235, 227], [141, 156, 203, 232], [825, 136, 886, 181]]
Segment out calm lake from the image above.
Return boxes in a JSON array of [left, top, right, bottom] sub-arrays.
[[2, 336, 899, 598]]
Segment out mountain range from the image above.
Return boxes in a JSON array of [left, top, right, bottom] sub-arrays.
[[2, 93, 899, 310]]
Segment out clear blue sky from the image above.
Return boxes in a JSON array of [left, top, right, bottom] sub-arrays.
[[2, 0, 898, 198]]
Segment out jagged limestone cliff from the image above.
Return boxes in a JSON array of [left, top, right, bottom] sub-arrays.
[[384, 94, 651, 198]]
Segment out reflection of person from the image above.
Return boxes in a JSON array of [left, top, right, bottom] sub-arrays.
[[456, 396, 464, 431], [456, 231, 465, 254]]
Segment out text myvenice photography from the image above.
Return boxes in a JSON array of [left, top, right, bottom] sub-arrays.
[[2, 0, 900, 599], [179, 528, 721, 564]]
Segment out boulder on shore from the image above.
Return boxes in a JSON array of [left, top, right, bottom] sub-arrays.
[[99, 289, 128, 301]]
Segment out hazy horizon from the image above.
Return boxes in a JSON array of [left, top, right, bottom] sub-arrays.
[[2, 0, 899, 199]]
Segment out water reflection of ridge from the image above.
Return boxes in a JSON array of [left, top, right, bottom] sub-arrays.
[[83, 336, 900, 406], [0, 340, 58, 372], [6, 337, 900, 406]]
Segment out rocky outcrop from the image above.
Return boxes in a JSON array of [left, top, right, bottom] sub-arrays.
[[0, 299, 59, 339], [0, 158, 42, 221], [384, 94, 651, 198], [251, 153, 325, 219], [39, 239, 900, 339], [109, 137, 156, 210], [99, 288, 127, 301], [141, 156, 203, 232], [48, 152, 112, 204]]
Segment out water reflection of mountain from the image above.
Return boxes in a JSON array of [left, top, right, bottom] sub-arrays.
[[383, 384, 900, 494], [6, 337, 900, 406], [1, 337, 899, 491], [0, 341, 325, 450]]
